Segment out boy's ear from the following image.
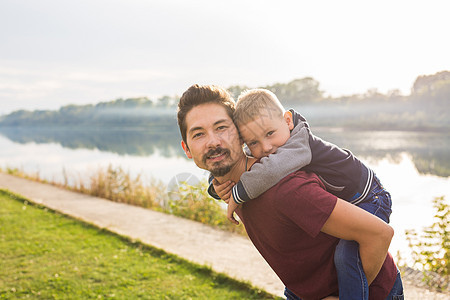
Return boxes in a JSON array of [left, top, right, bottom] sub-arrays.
[[284, 111, 294, 130], [181, 140, 192, 159]]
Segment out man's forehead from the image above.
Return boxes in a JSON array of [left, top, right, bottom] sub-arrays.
[[186, 103, 233, 130]]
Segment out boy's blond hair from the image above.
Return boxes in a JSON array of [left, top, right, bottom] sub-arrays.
[[234, 89, 285, 126]]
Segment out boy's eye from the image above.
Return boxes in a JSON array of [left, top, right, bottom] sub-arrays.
[[267, 130, 275, 137], [247, 141, 257, 147]]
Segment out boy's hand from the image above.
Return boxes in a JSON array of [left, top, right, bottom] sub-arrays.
[[212, 179, 235, 202], [227, 194, 240, 225]]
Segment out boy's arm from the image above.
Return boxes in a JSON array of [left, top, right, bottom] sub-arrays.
[[232, 124, 312, 204], [227, 199, 240, 225], [321, 199, 394, 285], [207, 174, 222, 200], [207, 177, 241, 225], [208, 173, 236, 202]]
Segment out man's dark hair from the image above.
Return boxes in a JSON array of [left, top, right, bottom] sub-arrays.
[[177, 84, 235, 146]]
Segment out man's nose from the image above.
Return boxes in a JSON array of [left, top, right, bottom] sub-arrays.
[[206, 133, 221, 148]]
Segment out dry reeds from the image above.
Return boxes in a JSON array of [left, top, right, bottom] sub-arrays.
[[1, 165, 246, 235]]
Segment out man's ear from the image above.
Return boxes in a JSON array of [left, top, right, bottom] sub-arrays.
[[284, 111, 294, 130], [181, 140, 192, 159]]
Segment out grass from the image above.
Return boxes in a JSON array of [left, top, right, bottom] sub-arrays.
[[0, 189, 279, 299]]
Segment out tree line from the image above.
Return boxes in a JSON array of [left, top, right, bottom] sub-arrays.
[[0, 71, 448, 130]]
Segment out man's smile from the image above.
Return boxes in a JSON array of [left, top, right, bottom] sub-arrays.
[[204, 147, 230, 163], [209, 153, 225, 160]]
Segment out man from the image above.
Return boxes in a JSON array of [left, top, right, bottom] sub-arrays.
[[177, 84, 403, 300]]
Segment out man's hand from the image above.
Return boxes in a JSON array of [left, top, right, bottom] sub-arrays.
[[212, 179, 235, 202], [227, 194, 240, 225]]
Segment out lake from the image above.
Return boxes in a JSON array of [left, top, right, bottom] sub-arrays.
[[0, 127, 449, 262]]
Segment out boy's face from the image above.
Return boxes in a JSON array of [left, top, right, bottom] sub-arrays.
[[238, 112, 294, 159]]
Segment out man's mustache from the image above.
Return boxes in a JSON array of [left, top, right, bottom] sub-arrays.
[[202, 147, 230, 163]]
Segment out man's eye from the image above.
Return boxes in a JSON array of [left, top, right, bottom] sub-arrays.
[[217, 126, 227, 131], [193, 132, 203, 139]]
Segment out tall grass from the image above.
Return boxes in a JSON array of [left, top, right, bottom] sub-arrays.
[[2, 165, 246, 235], [77, 165, 165, 209]]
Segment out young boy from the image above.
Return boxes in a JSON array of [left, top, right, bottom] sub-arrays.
[[208, 88, 393, 300]]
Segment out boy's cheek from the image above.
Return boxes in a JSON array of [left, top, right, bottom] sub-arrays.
[[252, 149, 265, 159]]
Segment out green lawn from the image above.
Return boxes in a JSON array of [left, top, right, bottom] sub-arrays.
[[0, 190, 278, 299]]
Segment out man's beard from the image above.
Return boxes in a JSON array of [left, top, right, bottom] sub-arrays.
[[203, 147, 234, 177], [210, 164, 233, 177]]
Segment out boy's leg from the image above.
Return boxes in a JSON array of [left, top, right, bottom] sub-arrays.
[[334, 239, 369, 300], [384, 268, 404, 300], [335, 174, 392, 299], [358, 174, 392, 223]]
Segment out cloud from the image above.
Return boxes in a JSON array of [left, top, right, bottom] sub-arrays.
[[66, 69, 175, 83], [0, 63, 185, 114]]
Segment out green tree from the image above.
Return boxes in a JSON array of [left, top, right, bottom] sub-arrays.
[[227, 85, 250, 99], [412, 71, 450, 96], [265, 77, 324, 104]]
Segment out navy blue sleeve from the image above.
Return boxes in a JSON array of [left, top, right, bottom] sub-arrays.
[[207, 174, 221, 200]]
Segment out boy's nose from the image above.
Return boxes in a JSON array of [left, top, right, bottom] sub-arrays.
[[262, 142, 273, 154]]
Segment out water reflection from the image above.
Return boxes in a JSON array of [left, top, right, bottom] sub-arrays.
[[314, 129, 450, 177], [0, 126, 186, 158], [1, 126, 449, 177]]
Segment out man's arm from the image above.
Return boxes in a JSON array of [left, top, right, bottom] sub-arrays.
[[320, 199, 394, 285]]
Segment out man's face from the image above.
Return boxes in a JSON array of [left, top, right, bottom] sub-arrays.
[[181, 103, 242, 177]]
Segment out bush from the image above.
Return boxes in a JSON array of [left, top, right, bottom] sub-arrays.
[[405, 196, 449, 291], [167, 180, 246, 235]]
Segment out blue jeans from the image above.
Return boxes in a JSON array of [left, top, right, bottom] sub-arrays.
[[284, 270, 403, 299], [385, 269, 404, 300], [334, 175, 393, 300], [284, 175, 397, 300]]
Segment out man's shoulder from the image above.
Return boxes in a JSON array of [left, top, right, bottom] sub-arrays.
[[281, 169, 320, 182], [275, 170, 325, 193]]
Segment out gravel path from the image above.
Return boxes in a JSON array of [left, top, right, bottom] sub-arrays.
[[1, 172, 448, 299]]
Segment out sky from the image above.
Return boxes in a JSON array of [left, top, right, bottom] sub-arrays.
[[1, 0, 449, 115]]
